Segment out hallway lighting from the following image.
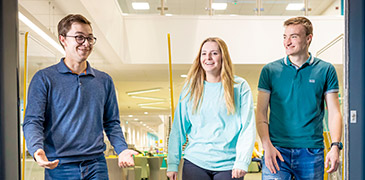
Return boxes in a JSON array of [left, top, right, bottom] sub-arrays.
[[212, 3, 227, 10], [140, 106, 168, 110], [180, 74, 188, 78], [286, 3, 304, 10], [144, 112, 149, 114], [126, 88, 161, 95], [134, 118, 139, 121], [18, 12, 65, 55], [138, 102, 165, 106], [132, 2, 150, 10], [131, 96, 165, 101], [128, 115, 133, 117]]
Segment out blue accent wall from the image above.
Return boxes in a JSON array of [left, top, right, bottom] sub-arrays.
[[348, 0, 365, 178]]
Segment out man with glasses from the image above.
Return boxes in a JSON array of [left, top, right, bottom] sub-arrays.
[[256, 17, 342, 179], [23, 14, 137, 179]]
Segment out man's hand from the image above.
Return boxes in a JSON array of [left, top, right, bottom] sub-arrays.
[[34, 149, 59, 169], [263, 144, 284, 174], [167, 171, 177, 180], [232, 169, 246, 178], [118, 149, 139, 168], [325, 146, 340, 173]]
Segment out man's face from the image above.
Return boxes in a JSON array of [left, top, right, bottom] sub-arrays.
[[283, 24, 312, 56], [59, 22, 94, 63]]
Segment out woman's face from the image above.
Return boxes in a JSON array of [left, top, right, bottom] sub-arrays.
[[200, 41, 222, 76]]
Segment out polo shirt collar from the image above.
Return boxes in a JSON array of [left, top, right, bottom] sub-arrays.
[[56, 58, 95, 76], [283, 52, 314, 67]]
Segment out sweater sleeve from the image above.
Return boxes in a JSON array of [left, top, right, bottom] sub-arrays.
[[23, 71, 47, 157], [233, 81, 256, 171], [103, 76, 128, 155], [167, 92, 191, 172]]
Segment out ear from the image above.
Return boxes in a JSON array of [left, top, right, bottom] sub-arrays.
[[306, 34, 313, 45], [59, 35, 66, 47]]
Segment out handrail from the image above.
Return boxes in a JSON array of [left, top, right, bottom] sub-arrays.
[[22, 31, 29, 180], [167, 33, 175, 122], [316, 33, 344, 57]]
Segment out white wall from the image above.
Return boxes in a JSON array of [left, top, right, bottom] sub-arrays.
[[122, 16, 344, 65], [321, 0, 342, 15]]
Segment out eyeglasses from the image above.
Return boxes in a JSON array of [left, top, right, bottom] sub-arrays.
[[65, 35, 97, 45]]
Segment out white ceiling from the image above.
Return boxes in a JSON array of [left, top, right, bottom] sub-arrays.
[[117, 0, 339, 16], [18, 0, 343, 132]]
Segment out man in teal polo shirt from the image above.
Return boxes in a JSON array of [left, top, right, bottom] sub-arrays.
[[256, 17, 343, 179]]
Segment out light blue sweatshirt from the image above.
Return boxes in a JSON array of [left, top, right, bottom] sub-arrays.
[[167, 76, 256, 172]]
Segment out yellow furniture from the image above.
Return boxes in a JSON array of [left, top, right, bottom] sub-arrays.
[[147, 157, 167, 180], [134, 156, 149, 179]]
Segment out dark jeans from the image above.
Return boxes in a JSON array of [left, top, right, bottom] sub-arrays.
[[182, 159, 244, 180], [262, 146, 324, 180], [45, 155, 109, 180]]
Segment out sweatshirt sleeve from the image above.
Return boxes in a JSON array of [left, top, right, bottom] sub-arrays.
[[233, 81, 256, 171], [103, 76, 128, 155], [167, 92, 191, 172], [23, 71, 47, 157]]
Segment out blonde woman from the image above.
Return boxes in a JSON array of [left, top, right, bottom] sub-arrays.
[[166, 37, 255, 180]]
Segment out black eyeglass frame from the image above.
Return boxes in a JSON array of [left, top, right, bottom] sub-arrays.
[[64, 35, 97, 45]]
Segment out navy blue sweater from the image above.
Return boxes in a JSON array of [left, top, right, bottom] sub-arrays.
[[23, 59, 127, 163]]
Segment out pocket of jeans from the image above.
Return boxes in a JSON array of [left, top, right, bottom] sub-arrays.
[[305, 148, 324, 156]]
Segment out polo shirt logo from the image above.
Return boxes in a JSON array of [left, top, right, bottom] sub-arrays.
[[309, 79, 316, 83]]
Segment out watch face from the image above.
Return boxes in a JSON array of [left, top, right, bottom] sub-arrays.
[[332, 142, 343, 150], [338, 142, 343, 150]]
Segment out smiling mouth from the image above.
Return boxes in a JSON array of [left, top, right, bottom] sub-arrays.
[[78, 48, 90, 52]]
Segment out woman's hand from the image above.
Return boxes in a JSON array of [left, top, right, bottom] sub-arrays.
[[232, 168, 246, 178]]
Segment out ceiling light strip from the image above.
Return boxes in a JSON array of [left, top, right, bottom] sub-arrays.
[[18, 12, 65, 55], [132, 2, 150, 10], [138, 102, 165, 106], [131, 96, 165, 101], [126, 88, 161, 95], [140, 106, 168, 110]]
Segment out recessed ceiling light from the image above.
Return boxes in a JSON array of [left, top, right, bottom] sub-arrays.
[[165, 14, 173, 16], [139, 122, 143, 124], [144, 112, 148, 114], [134, 118, 139, 121], [132, 2, 150, 10], [128, 115, 133, 117], [286, 3, 304, 10], [180, 74, 188, 78], [212, 3, 227, 10]]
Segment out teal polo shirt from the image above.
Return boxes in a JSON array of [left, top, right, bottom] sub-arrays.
[[258, 54, 339, 148]]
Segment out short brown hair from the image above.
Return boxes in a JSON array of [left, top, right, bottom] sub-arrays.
[[284, 17, 313, 36], [57, 14, 92, 47]]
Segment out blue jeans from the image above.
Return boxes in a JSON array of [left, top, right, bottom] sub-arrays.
[[262, 147, 324, 180], [182, 159, 244, 180], [45, 155, 109, 180]]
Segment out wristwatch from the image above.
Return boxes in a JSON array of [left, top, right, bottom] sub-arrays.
[[330, 142, 343, 150]]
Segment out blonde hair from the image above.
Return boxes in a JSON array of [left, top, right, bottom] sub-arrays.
[[284, 16, 313, 36], [184, 37, 236, 115]]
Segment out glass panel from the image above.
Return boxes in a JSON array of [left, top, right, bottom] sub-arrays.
[[19, 32, 58, 180], [316, 34, 344, 179]]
